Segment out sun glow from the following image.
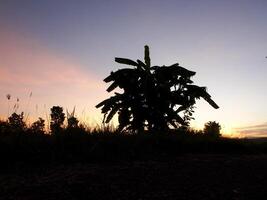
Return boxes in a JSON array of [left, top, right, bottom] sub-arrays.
[[221, 125, 240, 138]]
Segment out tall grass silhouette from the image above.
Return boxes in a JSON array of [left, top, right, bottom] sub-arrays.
[[0, 103, 267, 170]]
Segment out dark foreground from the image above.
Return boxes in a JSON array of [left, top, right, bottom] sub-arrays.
[[1, 154, 267, 200]]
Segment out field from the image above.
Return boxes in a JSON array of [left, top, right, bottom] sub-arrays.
[[1, 153, 267, 200], [1, 129, 267, 200]]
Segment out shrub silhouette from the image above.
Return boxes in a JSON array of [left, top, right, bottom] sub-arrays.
[[66, 107, 79, 129], [0, 120, 9, 135], [204, 121, 221, 137], [50, 106, 65, 134], [67, 116, 79, 129], [8, 112, 26, 132], [30, 117, 45, 134], [96, 46, 219, 133]]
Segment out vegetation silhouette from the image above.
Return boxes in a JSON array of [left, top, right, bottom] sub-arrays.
[[66, 107, 79, 129], [8, 112, 26, 133], [96, 46, 219, 133], [0, 48, 266, 170], [0, 106, 267, 171], [30, 117, 45, 134], [50, 106, 65, 134], [1, 56, 267, 200], [204, 121, 221, 138]]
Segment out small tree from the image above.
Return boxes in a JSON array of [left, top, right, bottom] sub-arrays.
[[30, 117, 45, 134], [8, 112, 26, 132], [203, 121, 221, 137], [96, 46, 219, 133], [50, 106, 65, 134]]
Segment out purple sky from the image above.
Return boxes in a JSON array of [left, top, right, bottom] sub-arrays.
[[0, 0, 267, 137]]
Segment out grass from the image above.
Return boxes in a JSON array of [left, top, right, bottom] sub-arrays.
[[1, 125, 267, 170], [0, 101, 267, 169], [1, 125, 267, 200]]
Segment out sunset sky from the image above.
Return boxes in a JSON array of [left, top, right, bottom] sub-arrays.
[[0, 0, 267, 137]]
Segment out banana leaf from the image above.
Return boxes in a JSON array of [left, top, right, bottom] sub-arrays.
[[165, 64, 196, 77], [95, 98, 109, 108], [105, 104, 121, 123], [187, 85, 219, 109], [115, 57, 138, 66], [103, 72, 115, 82], [96, 95, 121, 112], [169, 120, 178, 129], [203, 97, 219, 109], [176, 105, 188, 113], [165, 107, 185, 125], [137, 59, 148, 71], [104, 68, 135, 82], [106, 82, 119, 92]]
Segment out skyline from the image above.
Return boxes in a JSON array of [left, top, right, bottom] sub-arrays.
[[0, 0, 267, 137]]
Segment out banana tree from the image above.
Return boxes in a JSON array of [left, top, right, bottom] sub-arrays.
[[96, 46, 219, 133]]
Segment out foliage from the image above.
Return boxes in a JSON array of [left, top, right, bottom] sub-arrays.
[[203, 121, 221, 137], [50, 106, 65, 134], [66, 107, 79, 129], [30, 117, 45, 134], [0, 120, 9, 134], [67, 117, 79, 129], [0, 105, 267, 168], [0, 126, 267, 168], [96, 46, 219, 133], [8, 112, 26, 132]]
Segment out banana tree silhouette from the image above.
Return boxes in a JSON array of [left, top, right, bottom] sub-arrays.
[[96, 46, 219, 133]]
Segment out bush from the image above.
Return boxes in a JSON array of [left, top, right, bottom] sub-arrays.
[[50, 106, 65, 134], [29, 118, 45, 134], [203, 121, 221, 138]]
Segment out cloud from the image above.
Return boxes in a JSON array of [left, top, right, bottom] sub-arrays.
[[234, 123, 267, 138]]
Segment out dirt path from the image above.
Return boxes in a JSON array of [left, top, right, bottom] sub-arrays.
[[1, 154, 267, 200]]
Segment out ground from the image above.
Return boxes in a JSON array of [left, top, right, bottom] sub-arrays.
[[1, 154, 267, 200]]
